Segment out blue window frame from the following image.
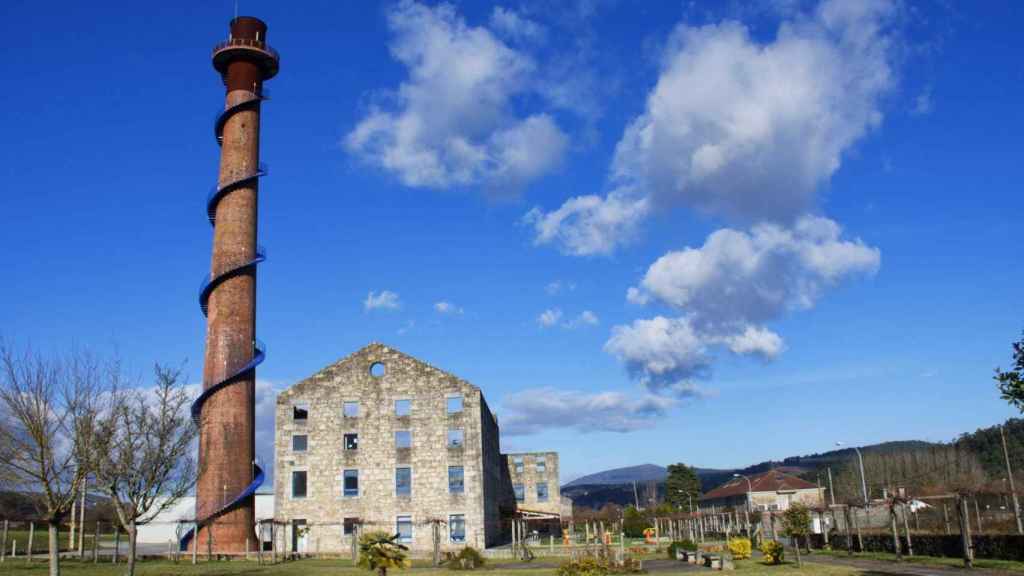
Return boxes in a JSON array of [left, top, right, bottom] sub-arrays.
[[396, 467, 411, 496], [343, 469, 359, 497], [448, 466, 464, 494], [537, 482, 549, 502], [397, 516, 412, 543], [449, 514, 465, 543], [448, 429, 464, 448]]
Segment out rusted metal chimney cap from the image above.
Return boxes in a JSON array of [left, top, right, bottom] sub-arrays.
[[229, 16, 268, 40], [213, 16, 279, 80]]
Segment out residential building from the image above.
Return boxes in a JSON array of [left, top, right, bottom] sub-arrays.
[[699, 469, 823, 511]]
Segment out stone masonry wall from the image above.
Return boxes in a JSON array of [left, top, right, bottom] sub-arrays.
[[274, 344, 498, 554], [506, 452, 562, 515]]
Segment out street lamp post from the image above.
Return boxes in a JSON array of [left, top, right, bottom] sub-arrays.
[[678, 490, 696, 541], [734, 474, 753, 540], [836, 442, 869, 505]]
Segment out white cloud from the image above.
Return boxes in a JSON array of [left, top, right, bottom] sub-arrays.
[[631, 215, 880, 325], [500, 388, 678, 436], [434, 301, 464, 315], [604, 316, 714, 393], [524, 192, 650, 256], [537, 308, 563, 328], [490, 6, 546, 43], [364, 290, 401, 311], [528, 0, 897, 253], [545, 280, 576, 295], [577, 310, 600, 326], [345, 0, 568, 195], [609, 215, 878, 390]]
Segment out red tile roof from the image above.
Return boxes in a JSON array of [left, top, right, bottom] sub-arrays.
[[701, 470, 817, 500]]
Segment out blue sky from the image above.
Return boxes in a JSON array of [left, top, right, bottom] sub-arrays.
[[1, 0, 1021, 484]]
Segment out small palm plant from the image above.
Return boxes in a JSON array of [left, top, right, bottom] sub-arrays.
[[358, 531, 412, 576]]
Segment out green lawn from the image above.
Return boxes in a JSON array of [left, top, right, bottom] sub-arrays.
[[1, 531, 107, 555], [733, 559, 862, 574], [0, 557, 866, 576], [813, 548, 1024, 572]]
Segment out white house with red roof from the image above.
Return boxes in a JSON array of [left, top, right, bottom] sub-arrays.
[[699, 469, 823, 511]]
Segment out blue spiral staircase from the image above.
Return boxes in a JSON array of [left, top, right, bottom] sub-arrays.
[[180, 93, 269, 552]]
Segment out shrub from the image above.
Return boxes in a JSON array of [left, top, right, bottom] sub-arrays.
[[444, 546, 486, 570], [759, 540, 784, 565], [727, 538, 752, 560], [666, 539, 697, 559], [557, 557, 608, 576], [358, 531, 411, 576], [623, 506, 650, 538]]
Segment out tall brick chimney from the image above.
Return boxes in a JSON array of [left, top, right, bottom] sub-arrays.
[[189, 16, 278, 554]]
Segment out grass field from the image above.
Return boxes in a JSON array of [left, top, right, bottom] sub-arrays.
[[0, 557, 868, 576], [1, 530, 106, 555], [814, 548, 1024, 572]]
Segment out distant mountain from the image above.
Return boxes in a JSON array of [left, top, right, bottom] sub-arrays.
[[562, 439, 947, 510], [565, 464, 667, 487]]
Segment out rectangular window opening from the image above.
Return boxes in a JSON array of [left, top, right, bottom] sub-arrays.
[[447, 428, 464, 448], [293, 404, 309, 421], [343, 469, 359, 497], [395, 430, 412, 449], [514, 483, 524, 502], [343, 401, 359, 418], [344, 433, 359, 451], [292, 434, 307, 452], [292, 471, 307, 499], [397, 516, 412, 543], [394, 399, 411, 417], [446, 395, 463, 414], [536, 457, 546, 473], [448, 466, 464, 494], [343, 517, 358, 536], [513, 456, 524, 474], [537, 482, 549, 502], [396, 467, 411, 496], [449, 514, 466, 543]]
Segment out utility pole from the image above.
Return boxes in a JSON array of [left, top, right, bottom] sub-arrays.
[[1000, 425, 1023, 534]]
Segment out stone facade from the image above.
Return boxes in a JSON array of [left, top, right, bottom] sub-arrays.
[[274, 343, 554, 554], [505, 452, 562, 516]]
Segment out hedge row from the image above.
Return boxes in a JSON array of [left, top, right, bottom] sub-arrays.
[[809, 533, 1024, 561]]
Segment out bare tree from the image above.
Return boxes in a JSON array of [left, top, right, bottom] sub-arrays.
[[0, 342, 100, 576], [88, 363, 196, 576]]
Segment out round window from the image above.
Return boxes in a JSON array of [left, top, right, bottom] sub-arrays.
[[370, 362, 385, 378]]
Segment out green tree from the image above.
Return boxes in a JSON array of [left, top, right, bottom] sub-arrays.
[[358, 531, 411, 576], [665, 463, 701, 511], [622, 506, 650, 538], [781, 503, 811, 567], [996, 331, 1024, 412]]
